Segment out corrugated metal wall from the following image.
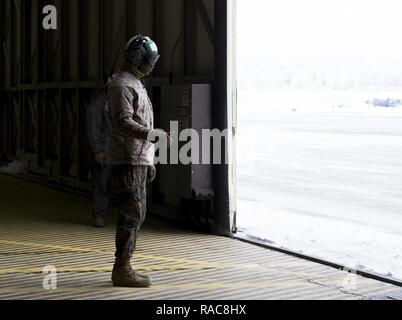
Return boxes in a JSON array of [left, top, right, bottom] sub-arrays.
[[0, 0, 216, 192]]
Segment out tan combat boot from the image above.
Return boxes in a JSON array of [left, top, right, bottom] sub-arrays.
[[112, 260, 152, 288]]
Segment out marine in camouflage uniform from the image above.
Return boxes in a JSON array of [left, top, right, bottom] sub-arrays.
[[86, 94, 110, 228], [106, 35, 167, 288]]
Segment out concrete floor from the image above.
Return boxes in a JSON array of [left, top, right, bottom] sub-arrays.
[[0, 174, 401, 300]]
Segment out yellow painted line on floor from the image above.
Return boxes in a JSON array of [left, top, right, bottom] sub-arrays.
[[0, 240, 226, 269], [0, 242, 355, 282], [0, 265, 218, 274], [0, 241, 382, 287], [0, 269, 355, 294]]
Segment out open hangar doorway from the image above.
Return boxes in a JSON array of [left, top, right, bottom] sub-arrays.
[[232, 0, 402, 284]]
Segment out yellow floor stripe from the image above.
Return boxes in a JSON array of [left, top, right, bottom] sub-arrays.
[[0, 239, 382, 285], [0, 265, 221, 274], [0, 239, 226, 269]]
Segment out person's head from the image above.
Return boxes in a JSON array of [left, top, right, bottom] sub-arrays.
[[124, 35, 160, 78]]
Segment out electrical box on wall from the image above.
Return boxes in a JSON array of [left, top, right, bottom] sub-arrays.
[[159, 84, 214, 220]]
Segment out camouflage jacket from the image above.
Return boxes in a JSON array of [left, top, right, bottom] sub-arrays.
[[105, 70, 155, 166], [86, 96, 110, 155]]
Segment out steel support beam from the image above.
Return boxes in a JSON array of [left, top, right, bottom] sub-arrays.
[[213, 0, 230, 235], [194, 0, 215, 49], [184, 0, 197, 75]]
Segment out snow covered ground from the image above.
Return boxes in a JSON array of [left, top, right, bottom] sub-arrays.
[[236, 91, 402, 280]]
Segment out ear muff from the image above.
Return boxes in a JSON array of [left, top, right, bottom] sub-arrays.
[[125, 48, 143, 65], [125, 35, 146, 65]]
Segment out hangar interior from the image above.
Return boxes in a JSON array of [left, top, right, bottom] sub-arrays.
[[0, 0, 234, 233], [0, 0, 401, 299]]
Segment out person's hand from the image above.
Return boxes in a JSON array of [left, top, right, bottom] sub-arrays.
[[147, 129, 173, 148], [94, 152, 107, 167], [147, 165, 157, 183]]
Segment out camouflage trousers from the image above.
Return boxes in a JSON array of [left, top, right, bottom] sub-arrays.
[[108, 165, 148, 260], [92, 163, 110, 218]]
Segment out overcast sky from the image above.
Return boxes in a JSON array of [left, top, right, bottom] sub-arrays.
[[237, 0, 402, 58]]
